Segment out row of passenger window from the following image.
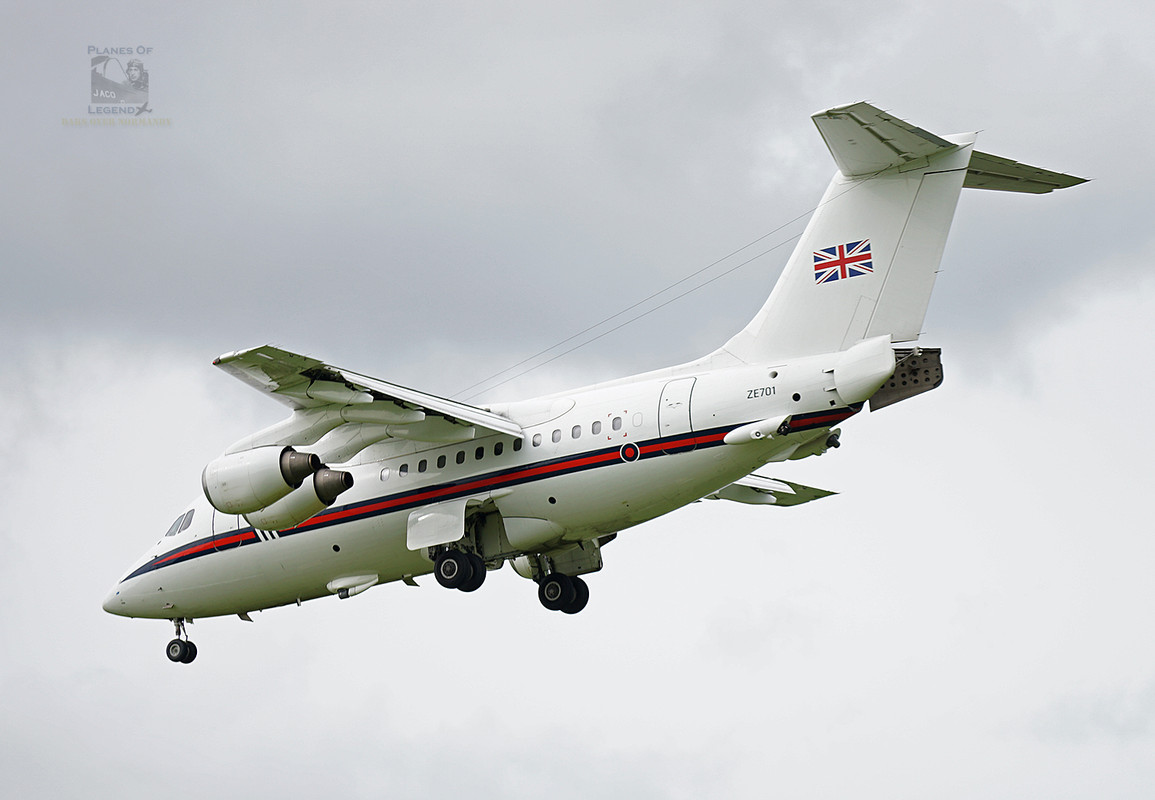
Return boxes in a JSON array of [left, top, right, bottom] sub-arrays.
[[384, 438, 525, 479], [382, 413, 642, 481], [530, 415, 624, 447]]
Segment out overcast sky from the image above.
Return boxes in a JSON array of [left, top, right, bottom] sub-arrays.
[[2, 1, 1153, 798]]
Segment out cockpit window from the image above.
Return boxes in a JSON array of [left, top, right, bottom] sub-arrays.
[[165, 509, 194, 537]]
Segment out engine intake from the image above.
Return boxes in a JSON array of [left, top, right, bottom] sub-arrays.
[[202, 446, 321, 515]]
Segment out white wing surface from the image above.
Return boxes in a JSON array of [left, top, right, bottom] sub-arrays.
[[214, 345, 523, 457]]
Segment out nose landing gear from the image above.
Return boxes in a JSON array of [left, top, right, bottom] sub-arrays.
[[166, 618, 197, 664]]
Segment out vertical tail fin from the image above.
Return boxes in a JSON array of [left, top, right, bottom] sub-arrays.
[[716, 102, 1084, 364]]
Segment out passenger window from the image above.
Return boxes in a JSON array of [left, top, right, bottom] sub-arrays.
[[456, 451, 465, 465], [475, 446, 485, 461], [633, 413, 643, 427], [592, 420, 602, 435], [494, 441, 504, 456], [552, 429, 561, 443], [418, 459, 428, 473], [399, 463, 409, 476], [513, 438, 523, 452], [380, 467, 390, 481], [437, 455, 447, 469], [533, 433, 542, 447], [572, 425, 581, 439], [612, 417, 622, 431]]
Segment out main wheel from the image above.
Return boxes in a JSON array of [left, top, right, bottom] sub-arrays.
[[459, 553, 487, 593], [166, 639, 189, 663], [180, 641, 198, 663], [561, 575, 589, 615], [538, 573, 576, 611], [434, 550, 473, 589]]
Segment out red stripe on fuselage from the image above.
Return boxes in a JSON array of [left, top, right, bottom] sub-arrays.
[[154, 529, 258, 566], [638, 429, 728, 455], [292, 447, 627, 531]]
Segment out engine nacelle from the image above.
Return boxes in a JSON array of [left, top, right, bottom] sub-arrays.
[[243, 468, 354, 531], [202, 446, 321, 515]]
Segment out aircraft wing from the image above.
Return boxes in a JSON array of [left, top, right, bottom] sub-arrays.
[[704, 474, 836, 507], [214, 345, 523, 454]]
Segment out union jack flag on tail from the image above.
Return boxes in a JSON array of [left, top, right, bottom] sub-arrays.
[[814, 239, 873, 284]]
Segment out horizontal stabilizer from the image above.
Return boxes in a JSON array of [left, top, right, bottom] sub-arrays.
[[812, 101, 957, 177], [964, 151, 1088, 194], [704, 475, 836, 507], [813, 102, 1089, 193]]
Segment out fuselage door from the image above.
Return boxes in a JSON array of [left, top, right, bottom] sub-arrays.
[[658, 377, 696, 453]]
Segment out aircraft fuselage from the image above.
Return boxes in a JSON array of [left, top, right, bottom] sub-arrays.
[[104, 359, 851, 619]]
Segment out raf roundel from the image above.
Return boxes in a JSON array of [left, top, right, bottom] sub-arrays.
[[619, 443, 641, 463]]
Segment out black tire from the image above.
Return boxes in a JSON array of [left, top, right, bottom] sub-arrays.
[[180, 641, 198, 664], [166, 639, 188, 663], [561, 575, 589, 615], [538, 573, 576, 611], [459, 553, 487, 593], [434, 550, 473, 590]]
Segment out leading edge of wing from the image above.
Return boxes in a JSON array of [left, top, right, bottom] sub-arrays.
[[214, 345, 524, 440]]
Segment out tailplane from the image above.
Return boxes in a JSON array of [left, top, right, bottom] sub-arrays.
[[717, 102, 1085, 364]]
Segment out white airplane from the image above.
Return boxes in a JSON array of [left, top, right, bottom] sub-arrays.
[[103, 102, 1085, 663]]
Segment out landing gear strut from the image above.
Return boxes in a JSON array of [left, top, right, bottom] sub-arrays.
[[538, 573, 589, 614], [166, 618, 197, 664]]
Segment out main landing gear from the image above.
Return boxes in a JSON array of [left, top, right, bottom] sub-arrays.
[[166, 618, 197, 664], [433, 548, 592, 614], [434, 550, 487, 593], [538, 572, 589, 615]]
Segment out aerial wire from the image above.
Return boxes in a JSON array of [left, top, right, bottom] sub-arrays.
[[459, 232, 805, 400], [455, 174, 878, 401]]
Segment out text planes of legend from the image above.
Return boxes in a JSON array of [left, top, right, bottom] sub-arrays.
[[103, 102, 1085, 662]]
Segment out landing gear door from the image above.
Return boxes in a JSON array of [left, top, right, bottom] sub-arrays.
[[659, 377, 696, 453], [406, 497, 470, 550]]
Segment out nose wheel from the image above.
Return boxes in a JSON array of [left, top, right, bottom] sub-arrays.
[[166, 618, 197, 664]]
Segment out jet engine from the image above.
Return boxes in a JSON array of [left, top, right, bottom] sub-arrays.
[[202, 446, 320, 515], [243, 468, 354, 531]]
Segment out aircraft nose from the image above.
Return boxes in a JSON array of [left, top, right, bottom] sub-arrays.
[[102, 585, 129, 616]]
